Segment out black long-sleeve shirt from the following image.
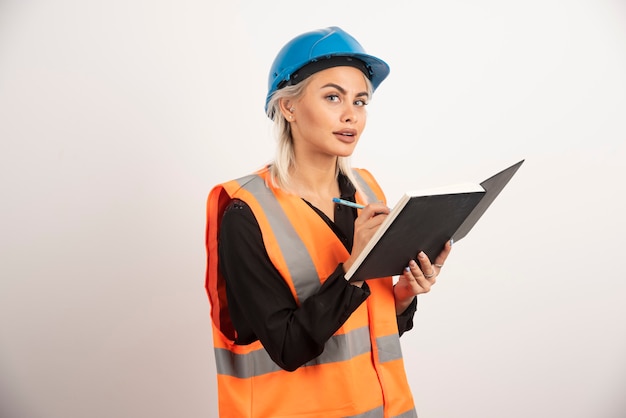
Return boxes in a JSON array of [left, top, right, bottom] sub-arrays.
[[218, 174, 417, 371]]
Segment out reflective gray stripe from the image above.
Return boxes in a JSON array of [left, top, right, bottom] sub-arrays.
[[352, 169, 379, 203], [236, 174, 320, 302], [305, 326, 371, 366], [216, 326, 372, 378], [214, 345, 281, 379], [376, 334, 403, 363], [345, 406, 417, 418], [394, 408, 418, 418], [215, 329, 402, 377]]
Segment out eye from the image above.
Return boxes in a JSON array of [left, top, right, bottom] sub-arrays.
[[326, 94, 340, 102], [354, 99, 369, 107]]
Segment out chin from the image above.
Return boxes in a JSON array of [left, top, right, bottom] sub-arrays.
[[335, 144, 358, 157], [334, 151, 355, 159]]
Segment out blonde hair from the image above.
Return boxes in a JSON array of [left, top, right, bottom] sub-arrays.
[[265, 74, 374, 200]]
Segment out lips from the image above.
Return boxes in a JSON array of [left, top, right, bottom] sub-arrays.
[[333, 129, 358, 143]]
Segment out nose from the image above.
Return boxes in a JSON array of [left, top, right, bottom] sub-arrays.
[[341, 103, 357, 124]]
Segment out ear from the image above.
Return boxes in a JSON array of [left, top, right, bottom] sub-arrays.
[[278, 98, 295, 121]]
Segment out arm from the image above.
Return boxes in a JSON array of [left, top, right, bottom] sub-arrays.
[[218, 200, 370, 371]]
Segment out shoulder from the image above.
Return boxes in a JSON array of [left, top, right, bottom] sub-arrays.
[[222, 198, 253, 219], [217, 166, 274, 198], [220, 198, 261, 237], [224, 198, 248, 211], [207, 166, 271, 211]]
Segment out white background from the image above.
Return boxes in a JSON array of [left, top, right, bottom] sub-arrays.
[[1, 1, 625, 417]]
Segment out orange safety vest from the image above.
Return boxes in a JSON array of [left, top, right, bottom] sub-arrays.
[[205, 166, 416, 418]]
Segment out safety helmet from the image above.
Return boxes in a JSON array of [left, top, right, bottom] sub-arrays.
[[265, 26, 390, 114]]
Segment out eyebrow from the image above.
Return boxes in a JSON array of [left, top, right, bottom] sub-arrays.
[[321, 83, 369, 98]]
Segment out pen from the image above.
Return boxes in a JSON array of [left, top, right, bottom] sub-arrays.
[[332, 197, 365, 209]]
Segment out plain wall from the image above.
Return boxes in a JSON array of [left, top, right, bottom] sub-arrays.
[[1, 1, 625, 417]]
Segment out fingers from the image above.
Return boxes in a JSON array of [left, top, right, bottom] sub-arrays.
[[353, 203, 389, 242], [407, 251, 437, 284], [397, 241, 452, 299], [416, 252, 436, 281], [433, 239, 452, 271], [356, 202, 389, 223], [348, 202, 391, 270], [406, 254, 435, 291]]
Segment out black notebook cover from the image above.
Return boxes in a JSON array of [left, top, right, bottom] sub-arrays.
[[345, 160, 524, 281]]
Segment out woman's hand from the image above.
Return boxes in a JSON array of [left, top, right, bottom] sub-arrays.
[[394, 240, 452, 314], [343, 202, 390, 286]]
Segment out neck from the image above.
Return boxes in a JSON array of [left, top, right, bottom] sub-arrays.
[[289, 159, 338, 195], [288, 159, 340, 219]]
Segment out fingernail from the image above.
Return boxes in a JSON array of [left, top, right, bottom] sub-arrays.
[[404, 266, 410, 272], [409, 260, 417, 267], [450, 238, 454, 246], [418, 251, 426, 259]]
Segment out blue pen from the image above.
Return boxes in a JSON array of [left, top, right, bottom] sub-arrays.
[[332, 197, 365, 209]]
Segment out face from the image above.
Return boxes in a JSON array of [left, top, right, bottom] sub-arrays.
[[285, 66, 369, 161]]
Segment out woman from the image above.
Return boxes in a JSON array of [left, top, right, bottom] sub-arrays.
[[205, 26, 451, 418]]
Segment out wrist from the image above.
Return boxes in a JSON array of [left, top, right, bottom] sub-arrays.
[[394, 285, 415, 314], [342, 258, 354, 276]]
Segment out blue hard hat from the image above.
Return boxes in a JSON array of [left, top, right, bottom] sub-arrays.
[[265, 26, 390, 114]]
